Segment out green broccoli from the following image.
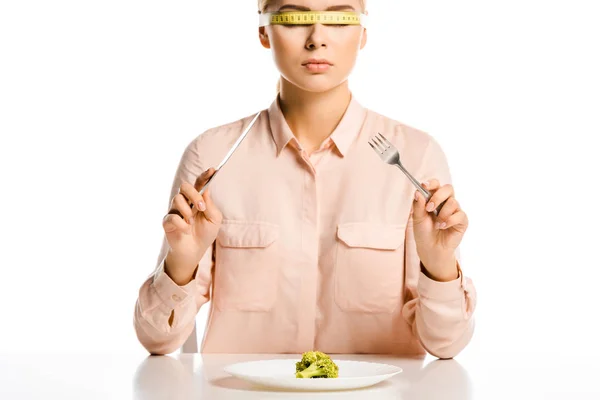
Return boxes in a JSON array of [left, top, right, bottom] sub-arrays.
[[295, 351, 339, 378], [296, 351, 329, 371]]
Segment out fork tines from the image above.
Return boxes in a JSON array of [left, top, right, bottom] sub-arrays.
[[368, 132, 391, 153]]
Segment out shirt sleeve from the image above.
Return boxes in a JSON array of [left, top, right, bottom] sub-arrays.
[[133, 138, 214, 355], [401, 135, 477, 359]]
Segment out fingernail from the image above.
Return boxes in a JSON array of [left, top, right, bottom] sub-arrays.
[[422, 181, 429, 188], [198, 201, 206, 211], [426, 202, 435, 212], [440, 222, 447, 229], [414, 191, 419, 201]]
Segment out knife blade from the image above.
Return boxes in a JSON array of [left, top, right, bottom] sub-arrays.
[[191, 110, 262, 208]]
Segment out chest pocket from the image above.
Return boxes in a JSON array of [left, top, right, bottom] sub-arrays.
[[334, 222, 406, 313], [214, 221, 280, 312]]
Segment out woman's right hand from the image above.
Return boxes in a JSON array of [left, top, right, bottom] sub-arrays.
[[162, 168, 222, 283]]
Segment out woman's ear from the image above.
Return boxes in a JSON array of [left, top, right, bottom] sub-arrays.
[[360, 28, 367, 49], [359, 10, 368, 49], [259, 27, 271, 49]]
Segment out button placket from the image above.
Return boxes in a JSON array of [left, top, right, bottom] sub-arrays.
[[299, 163, 319, 348]]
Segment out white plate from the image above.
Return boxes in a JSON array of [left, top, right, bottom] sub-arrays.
[[223, 358, 402, 391]]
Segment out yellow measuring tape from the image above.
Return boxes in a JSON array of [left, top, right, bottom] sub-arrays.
[[259, 11, 368, 28]]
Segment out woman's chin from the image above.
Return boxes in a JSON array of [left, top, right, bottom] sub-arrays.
[[286, 77, 346, 94]]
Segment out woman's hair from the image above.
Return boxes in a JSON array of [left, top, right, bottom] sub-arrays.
[[258, 0, 366, 93], [258, 0, 366, 12], [257, 0, 269, 12]]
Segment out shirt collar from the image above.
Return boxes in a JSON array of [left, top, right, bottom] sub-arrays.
[[267, 93, 367, 157]]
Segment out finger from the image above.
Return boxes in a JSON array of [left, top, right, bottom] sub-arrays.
[[435, 197, 460, 229], [200, 186, 223, 224], [413, 179, 439, 220], [425, 184, 454, 214], [413, 189, 428, 221], [422, 179, 440, 192], [193, 168, 217, 211], [419, 179, 440, 213], [440, 210, 469, 231], [180, 181, 205, 213], [170, 193, 194, 223], [163, 213, 190, 234]]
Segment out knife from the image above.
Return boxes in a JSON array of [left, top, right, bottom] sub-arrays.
[[189, 110, 262, 209]]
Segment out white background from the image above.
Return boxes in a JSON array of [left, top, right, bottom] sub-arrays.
[[1, 0, 599, 379]]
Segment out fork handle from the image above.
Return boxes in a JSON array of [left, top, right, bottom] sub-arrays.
[[394, 163, 446, 216]]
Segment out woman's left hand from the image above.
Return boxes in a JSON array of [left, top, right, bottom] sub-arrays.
[[412, 179, 469, 281]]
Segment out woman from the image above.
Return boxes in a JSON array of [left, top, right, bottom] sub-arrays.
[[134, 0, 477, 358]]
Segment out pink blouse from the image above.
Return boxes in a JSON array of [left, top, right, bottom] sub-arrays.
[[134, 95, 477, 358]]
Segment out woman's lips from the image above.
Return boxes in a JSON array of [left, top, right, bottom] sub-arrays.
[[304, 63, 332, 72], [302, 59, 333, 73]]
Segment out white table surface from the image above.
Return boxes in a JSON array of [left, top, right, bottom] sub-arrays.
[[1, 352, 598, 399]]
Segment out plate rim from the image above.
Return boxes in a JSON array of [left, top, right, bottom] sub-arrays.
[[223, 358, 403, 381]]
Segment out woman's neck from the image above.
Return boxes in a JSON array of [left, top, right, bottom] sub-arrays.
[[278, 79, 352, 154]]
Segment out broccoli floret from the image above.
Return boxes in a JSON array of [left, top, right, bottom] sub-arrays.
[[298, 351, 329, 366], [295, 351, 339, 379], [296, 358, 339, 379], [296, 351, 330, 372]]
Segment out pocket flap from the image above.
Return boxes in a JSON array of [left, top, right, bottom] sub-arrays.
[[337, 222, 406, 250], [217, 221, 279, 248]]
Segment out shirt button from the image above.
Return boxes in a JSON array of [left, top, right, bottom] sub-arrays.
[[171, 294, 181, 302]]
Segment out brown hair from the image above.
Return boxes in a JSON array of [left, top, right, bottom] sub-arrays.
[[258, 0, 366, 12]]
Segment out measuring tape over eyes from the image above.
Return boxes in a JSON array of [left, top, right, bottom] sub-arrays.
[[259, 11, 368, 28]]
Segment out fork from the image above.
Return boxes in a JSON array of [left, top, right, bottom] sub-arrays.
[[369, 132, 446, 216]]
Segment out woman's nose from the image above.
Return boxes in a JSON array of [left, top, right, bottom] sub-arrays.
[[305, 24, 328, 50]]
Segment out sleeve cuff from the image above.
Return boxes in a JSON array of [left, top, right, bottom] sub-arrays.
[[151, 259, 198, 309], [418, 265, 465, 301]]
